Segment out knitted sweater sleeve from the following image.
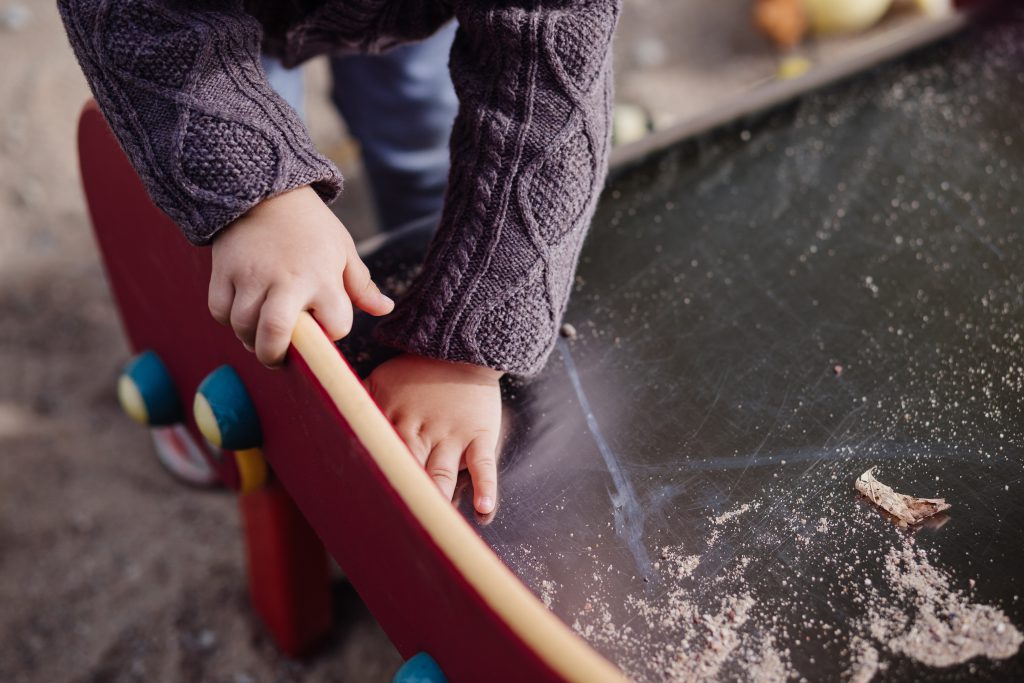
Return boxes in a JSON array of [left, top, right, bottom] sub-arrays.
[[57, 0, 342, 245], [374, 0, 621, 377]]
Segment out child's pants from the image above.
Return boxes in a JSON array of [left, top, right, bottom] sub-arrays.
[[261, 22, 458, 233]]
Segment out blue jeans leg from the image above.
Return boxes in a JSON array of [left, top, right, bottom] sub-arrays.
[[330, 22, 458, 232]]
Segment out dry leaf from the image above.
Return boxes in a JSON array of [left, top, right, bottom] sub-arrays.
[[855, 467, 950, 527]]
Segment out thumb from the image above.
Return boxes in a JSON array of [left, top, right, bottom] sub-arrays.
[[344, 254, 394, 317]]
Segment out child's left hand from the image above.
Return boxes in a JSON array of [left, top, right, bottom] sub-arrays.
[[364, 353, 502, 515]]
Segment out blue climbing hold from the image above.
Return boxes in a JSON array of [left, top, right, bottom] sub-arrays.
[[194, 365, 262, 451], [118, 350, 181, 427], [393, 652, 447, 683]]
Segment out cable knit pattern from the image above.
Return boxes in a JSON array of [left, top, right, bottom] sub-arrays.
[[376, 1, 620, 376], [59, 0, 620, 375], [58, 0, 343, 244]]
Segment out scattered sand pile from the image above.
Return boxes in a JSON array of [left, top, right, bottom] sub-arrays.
[[570, 534, 794, 681], [845, 636, 885, 683], [864, 540, 1023, 668], [562, 496, 1021, 682]]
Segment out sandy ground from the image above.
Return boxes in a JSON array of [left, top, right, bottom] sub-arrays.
[[0, 1, 942, 681]]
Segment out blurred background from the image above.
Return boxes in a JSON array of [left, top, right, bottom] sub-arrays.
[[0, 1, 965, 681]]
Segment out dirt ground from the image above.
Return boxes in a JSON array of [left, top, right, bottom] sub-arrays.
[[0, 1, 943, 681], [0, 0, 416, 675]]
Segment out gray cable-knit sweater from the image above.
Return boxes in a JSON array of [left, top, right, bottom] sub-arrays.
[[58, 0, 620, 376]]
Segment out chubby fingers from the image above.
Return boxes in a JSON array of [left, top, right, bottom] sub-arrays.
[[208, 272, 234, 327], [253, 287, 305, 366], [466, 437, 498, 514], [343, 253, 394, 317], [253, 283, 359, 366], [212, 277, 357, 366], [229, 286, 267, 353], [426, 440, 463, 502], [310, 289, 353, 342]]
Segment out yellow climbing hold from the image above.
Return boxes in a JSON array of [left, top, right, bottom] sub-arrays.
[[117, 374, 149, 425], [193, 392, 222, 448]]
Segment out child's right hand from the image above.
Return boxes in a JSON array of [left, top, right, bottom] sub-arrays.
[[209, 185, 394, 366]]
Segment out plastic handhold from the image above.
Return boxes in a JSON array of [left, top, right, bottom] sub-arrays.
[[393, 653, 447, 683], [194, 365, 263, 450], [118, 350, 181, 426]]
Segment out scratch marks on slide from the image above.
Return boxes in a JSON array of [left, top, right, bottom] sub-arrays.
[[558, 338, 654, 579]]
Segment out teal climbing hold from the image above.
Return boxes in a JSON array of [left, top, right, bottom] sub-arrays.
[[118, 350, 181, 426], [194, 365, 262, 451], [393, 652, 447, 683]]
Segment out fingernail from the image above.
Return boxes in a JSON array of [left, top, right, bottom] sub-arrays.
[[379, 293, 394, 308], [478, 496, 494, 513]]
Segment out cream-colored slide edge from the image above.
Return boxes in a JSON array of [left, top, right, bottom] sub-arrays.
[[290, 313, 630, 683]]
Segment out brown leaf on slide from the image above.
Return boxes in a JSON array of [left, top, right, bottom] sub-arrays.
[[854, 467, 951, 528]]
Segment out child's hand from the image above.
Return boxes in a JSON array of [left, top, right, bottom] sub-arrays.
[[209, 186, 394, 366], [365, 354, 502, 515]]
